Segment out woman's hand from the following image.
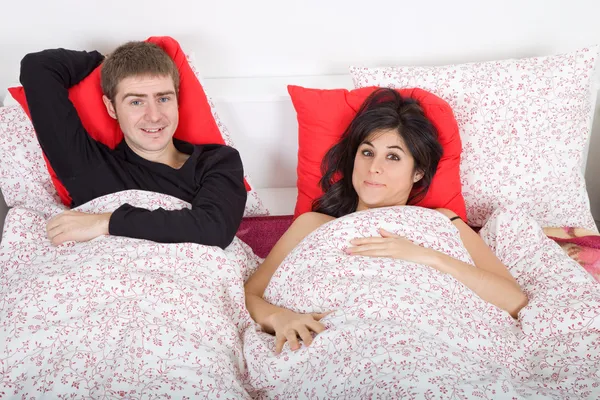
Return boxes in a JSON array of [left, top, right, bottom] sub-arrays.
[[268, 309, 330, 354], [347, 223, 528, 318], [346, 228, 434, 265]]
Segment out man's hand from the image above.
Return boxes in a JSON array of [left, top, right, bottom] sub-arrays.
[[46, 211, 111, 246]]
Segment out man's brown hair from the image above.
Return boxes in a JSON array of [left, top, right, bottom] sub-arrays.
[[101, 41, 180, 101]]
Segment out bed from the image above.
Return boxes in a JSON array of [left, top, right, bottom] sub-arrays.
[[1, 45, 600, 399]]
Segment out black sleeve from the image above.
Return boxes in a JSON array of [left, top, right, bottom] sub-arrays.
[[108, 146, 247, 249], [19, 48, 107, 183]]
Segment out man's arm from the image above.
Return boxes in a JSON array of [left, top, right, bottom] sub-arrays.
[[108, 146, 247, 249], [19, 48, 106, 182]]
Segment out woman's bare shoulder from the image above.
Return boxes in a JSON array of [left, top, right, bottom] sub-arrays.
[[289, 212, 336, 237]]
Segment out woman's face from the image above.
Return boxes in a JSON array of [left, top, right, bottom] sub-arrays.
[[352, 129, 423, 212]]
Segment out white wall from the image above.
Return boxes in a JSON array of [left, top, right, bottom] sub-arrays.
[[1, 0, 599, 221], [2, 0, 599, 86]]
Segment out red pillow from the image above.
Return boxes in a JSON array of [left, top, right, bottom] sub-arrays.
[[288, 85, 466, 221], [9, 36, 250, 207]]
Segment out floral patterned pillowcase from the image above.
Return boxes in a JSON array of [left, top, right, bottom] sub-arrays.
[[0, 105, 61, 215], [350, 47, 599, 230]]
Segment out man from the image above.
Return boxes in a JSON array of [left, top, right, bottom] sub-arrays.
[[20, 41, 247, 249]]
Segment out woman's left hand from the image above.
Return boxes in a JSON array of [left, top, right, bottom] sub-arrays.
[[346, 228, 433, 265]]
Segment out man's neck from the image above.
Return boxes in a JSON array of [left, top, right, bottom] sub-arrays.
[[126, 140, 189, 169]]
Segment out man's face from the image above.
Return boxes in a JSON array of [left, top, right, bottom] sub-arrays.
[[103, 75, 179, 156]]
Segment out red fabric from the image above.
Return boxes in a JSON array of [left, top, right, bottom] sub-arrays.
[[288, 85, 466, 220], [236, 215, 293, 258], [9, 36, 250, 207]]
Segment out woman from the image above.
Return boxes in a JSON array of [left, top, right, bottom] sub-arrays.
[[245, 88, 528, 354]]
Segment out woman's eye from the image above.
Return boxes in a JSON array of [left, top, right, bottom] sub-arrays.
[[387, 154, 400, 161], [361, 150, 373, 157]]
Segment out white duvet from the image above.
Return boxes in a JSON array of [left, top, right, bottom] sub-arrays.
[[1, 194, 599, 399], [0, 191, 260, 399], [244, 207, 600, 399]]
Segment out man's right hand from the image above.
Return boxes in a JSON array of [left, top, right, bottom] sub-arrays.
[[46, 210, 111, 246], [268, 309, 331, 354]]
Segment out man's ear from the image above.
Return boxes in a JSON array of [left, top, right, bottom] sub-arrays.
[[102, 95, 117, 120]]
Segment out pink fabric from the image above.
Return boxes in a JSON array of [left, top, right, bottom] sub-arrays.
[[548, 231, 600, 283], [550, 234, 600, 249]]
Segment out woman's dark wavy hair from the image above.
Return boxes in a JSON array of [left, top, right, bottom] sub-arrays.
[[312, 88, 443, 218]]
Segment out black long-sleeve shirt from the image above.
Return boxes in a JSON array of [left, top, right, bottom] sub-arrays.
[[19, 49, 247, 249]]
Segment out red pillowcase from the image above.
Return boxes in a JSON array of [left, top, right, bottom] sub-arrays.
[[288, 85, 466, 221], [9, 36, 250, 207]]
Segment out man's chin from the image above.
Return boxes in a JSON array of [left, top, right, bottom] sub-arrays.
[[144, 142, 173, 152], [129, 140, 172, 153], [140, 132, 174, 145]]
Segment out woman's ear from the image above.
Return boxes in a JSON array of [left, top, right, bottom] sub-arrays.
[[413, 170, 424, 183]]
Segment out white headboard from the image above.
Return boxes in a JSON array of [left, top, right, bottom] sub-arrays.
[[204, 75, 354, 189]]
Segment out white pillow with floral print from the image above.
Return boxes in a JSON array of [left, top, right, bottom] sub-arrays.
[[350, 47, 599, 230], [0, 104, 61, 215]]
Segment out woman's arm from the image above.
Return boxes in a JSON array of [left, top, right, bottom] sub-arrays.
[[347, 208, 528, 319], [433, 208, 528, 318], [244, 212, 333, 352]]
